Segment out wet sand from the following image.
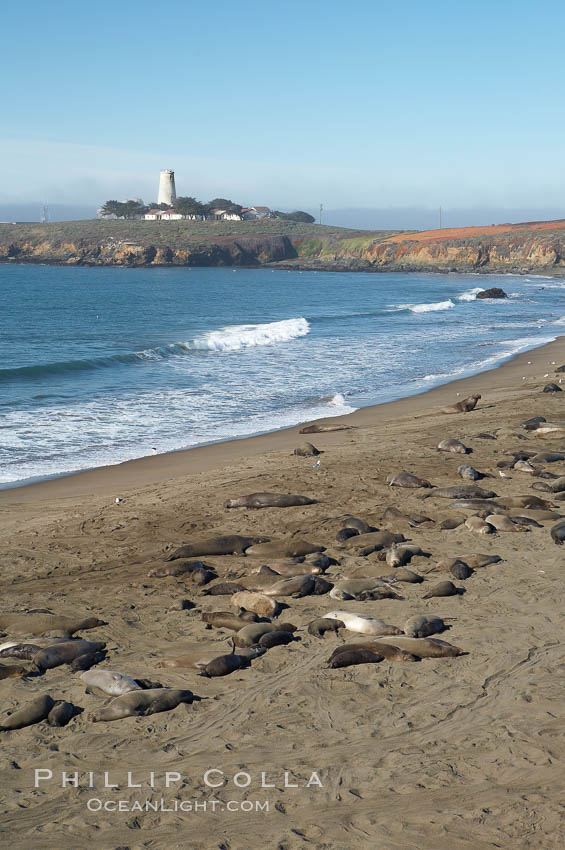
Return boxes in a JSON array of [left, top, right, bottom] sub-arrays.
[[1, 338, 564, 849]]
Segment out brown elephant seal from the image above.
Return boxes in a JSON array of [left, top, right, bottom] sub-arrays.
[[442, 394, 481, 414], [358, 588, 404, 601], [329, 578, 398, 601], [521, 416, 547, 429], [336, 528, 359, 543], [0, 694, 55, 731], [199, 654, 251, 677], [373, 636, 464, 658], [324, 611, 402, 636], [327, 648, 384, 669], [70, 651, 106, 672], [307, 617, 345, 638], [465, 516, 494, 535], [382, 544, 426, 567], [498, 495, 555, 509], [261, 575, 317, 598], [245, 539, 325, 559], [293, 442, 322, 456], [89, 689, 194, 722], [404, 615, 446, 638], [224, 493, 317, 509], [0, 614, 106, 638], [33, 640, 106, 672], [423, 581, 461, 598], [0, 642, 54, 660], [382, 506, 432, 528], [328, 642, 417, 663], [345, 530, 405, 553], [149, 560, 211, 579], [158, 647, 264, 670], [450, 562, 473, 580], [484, 514, 530, 533], [438, 439, 470, 454], [386, 471, 433, 489], [299, 423, 356, 434], [233, 622, 297, 648], [265, 561, 324, 577], [342, 516, 376, 534], [202, 611, 261, 630], [0, 662, 30, 679], [380, 567, 423, 584], [230, 591, 279, 617], [543, 383, 562, 393], [531, 451, 565, 463], [164, 535, 268, 561], [439, 515, 466, 530], [47, 701, 79, 727], [550, 519, 565, 544], [201, 582, 247, 596], [449, 499, 505, 512], [258, 631, 296, 649], [425, 485, 496, 500]]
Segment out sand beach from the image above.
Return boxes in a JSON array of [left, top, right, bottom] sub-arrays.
[[1, 339, 565, 849]]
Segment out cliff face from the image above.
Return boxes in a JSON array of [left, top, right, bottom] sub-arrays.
[[0, 233, 297, 267], [2, 219, 565, 274]]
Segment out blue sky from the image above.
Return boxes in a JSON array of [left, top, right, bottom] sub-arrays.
[[2, 0, 565, 222]]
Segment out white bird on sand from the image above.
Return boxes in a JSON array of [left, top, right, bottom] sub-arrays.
[[527, 361, 532, 365], [499, 471, 511, 479], [313, 460, 321, 471], [152, 447, 157, 454], [115, 497, 123, 504], [544, 373, 549, 377]]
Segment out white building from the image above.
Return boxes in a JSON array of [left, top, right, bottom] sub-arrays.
[[242, 206, 272, 220]]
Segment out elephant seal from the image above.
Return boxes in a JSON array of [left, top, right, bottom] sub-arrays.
[[438, 439, 470, 454], [342, 517, 376, 534], [158, 646, 264, 669], [293, 442, 322, 456], [70, 651, 106, 672], [245, 539, 325, 559], [450, 562, 473, 580], [498, 495, 555, 509], [230, 591, 279, 617], [484, 514, 530, 532], [531, 451, 565, 463], [199, 654, 251, 677], [439, 515, 466, 530], [513, 460, 536, 474], [233, 622, 297, 648], [80, 670, 141, 696], [48, 701, 79, 727], [423, 581, 460, 598], [465, 516, 494, 535], [380, 567, 423, 584], [521, 416, 547, 429], [0, 662, 30, 679], [457, 465, 481, 481], [324, 611, 402, 636], [201, 582, 247, 596], [33, 640, 106, 672], [449, 499, 505, 512], [202, 611, 261, 630], [307, 618, 345, 638], [329, 578, 399, 601], [0, 643, 50, 660], [404, 615, 446, 638], [0, 614, 106, 638], [543, 383, 562, 393], [89, 689, 194, 722], [442, 394, 481, 414], [149, 560, 207, 578], [336, 528, 359, 543], [382, 544, 426, 567], [425, 485, 497, 500], [0, 694, 55, 731], [328, 642, 418, 663], [373, 636, 464, 658], [261, 575, 317, 598], [328, 648, 384, 669], [382, 507, 432, 528], [550, 519, 565, 544], [164, 536, 268, 561], [264, 561, 324, 577], [224, 493, 317, 509], [386, 471, 433, 489], [299, 423, 356, 433], [345, 531, 405, 554], [258, 631, 296, 649]]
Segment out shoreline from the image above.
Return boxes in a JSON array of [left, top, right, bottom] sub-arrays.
[[2, 333, 563, 506]]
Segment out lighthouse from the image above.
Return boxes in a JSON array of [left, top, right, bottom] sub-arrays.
[[157, 170, 176, 207]]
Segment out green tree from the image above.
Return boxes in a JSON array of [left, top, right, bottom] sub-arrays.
[[274, 210, 315, 223], [207, 198, 243, 214], [100, 199, 146, 219], [174, 196, 206, 216]]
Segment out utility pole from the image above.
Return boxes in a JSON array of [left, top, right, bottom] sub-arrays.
[[439, 206, 442, 230], [40, 202, 49, 224], [319, 203, 323, 225]]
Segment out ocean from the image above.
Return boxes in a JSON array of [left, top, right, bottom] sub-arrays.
[[1, 264, 564, 487]]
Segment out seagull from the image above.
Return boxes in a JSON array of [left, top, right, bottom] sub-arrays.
[[152, 447, 157, 454], [115, 497, 123, 504], [544, 373, 549, 378], [499, 471, 511, 479], [313, 460, 321, 471], [527, 361, 532, 365]]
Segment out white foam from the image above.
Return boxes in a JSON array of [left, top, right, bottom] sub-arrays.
[[457, 287, 484, 301], [401, 300, 455, 313], [191, 317, 310, 351]]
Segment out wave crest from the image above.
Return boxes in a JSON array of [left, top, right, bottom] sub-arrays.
[[401, 300, 455, 314], [457, 287, 484, 302], [191, 317, 310, 351]]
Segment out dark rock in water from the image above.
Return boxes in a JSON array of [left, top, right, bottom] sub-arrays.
[[542, 383, 562, 393], [476, 287, 507, 299]]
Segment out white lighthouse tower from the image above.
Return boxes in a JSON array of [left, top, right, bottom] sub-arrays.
[[157, 169, 176, 206]]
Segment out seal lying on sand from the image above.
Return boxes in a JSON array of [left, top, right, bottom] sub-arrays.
[[293, 442, 321, 456], [164, 536, 269, 561], [80, 670, 141, 696], [199, 654, 253, 678], [438, 439, 470, 454], [89, 689, 194, 722], [230, 591, 279, 618], [158, 647, 264, 670], [224, 493, 317, 509], [371, 636, 464, 658], [329, 578, 401, 601], [202, 611, 261, 630], [324, 611, 402, 636], [386, 471, 433, 489], [307, 618, 345, 638], [327, 642, 418, 663], [327, 648, 384, 668], [245, 539, 325, 559], [442, 394, 481, 414], [404, 615, 446, 638], [149, 560, 208, 578], [0, 694, 55, 731], [0, 662, 30, 679], [0, 614, 106, 638], [342, 517, 376, 534], [233, 622, 297, 648], [299, 423, 356, 434], [423, 484, 497, 500], [33, 640, 106, 672]]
